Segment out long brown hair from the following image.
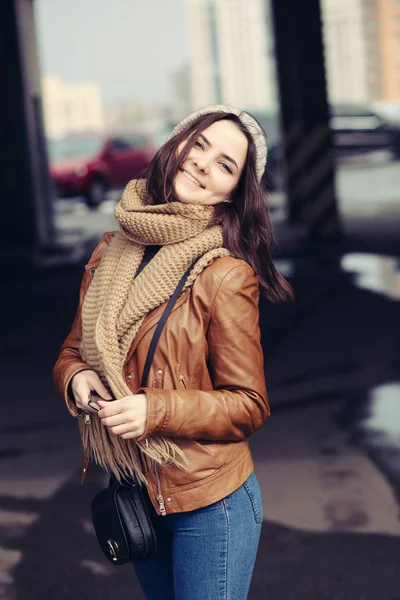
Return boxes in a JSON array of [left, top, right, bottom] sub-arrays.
[[140, 112, 293, 302]]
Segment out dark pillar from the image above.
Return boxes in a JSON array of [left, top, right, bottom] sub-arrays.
[[0, 0, 55, 272], [270, 0, 342, 238]]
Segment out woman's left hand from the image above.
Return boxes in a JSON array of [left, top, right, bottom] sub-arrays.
[[97, 394, 148, 439]]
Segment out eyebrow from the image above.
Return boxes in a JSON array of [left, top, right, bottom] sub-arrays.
[[199, 133, 239, 171]]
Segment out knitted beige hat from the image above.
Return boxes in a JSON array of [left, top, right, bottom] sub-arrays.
[[169, 104, 268, 182]]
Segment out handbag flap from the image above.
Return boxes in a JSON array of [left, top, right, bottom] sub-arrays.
[[91, 485, 130, 565], [116, 484, 157, 561]]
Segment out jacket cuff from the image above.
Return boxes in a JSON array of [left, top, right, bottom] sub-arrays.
[[135, 387, 170, 441]]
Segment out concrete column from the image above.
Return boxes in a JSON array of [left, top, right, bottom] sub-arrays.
[[270, 0, 342, 238], [0, 0, 55, 272]]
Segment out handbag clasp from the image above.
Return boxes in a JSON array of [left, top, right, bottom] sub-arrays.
[[106, 539, 120, 562]]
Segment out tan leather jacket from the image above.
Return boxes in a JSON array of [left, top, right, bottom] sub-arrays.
[[53, 232, 270, 515]]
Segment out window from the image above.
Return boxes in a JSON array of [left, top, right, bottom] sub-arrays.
[[123, 134, 148, 148], [109, 138, 132, 151], [108, 135, 148, 151], [48, 135, 103, 160]]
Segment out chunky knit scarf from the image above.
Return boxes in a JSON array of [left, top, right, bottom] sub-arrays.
[[79, 180, 230, 482]]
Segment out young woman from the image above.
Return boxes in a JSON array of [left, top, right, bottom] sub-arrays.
[[53, 104, 292, 600]]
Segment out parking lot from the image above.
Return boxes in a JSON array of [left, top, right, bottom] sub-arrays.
[[53, 155, 400, 251]]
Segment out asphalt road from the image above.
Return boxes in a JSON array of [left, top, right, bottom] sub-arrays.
[[1, 157, 400, 599]]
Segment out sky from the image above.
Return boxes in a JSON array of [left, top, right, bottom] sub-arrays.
[[34, 0, 189, 106]]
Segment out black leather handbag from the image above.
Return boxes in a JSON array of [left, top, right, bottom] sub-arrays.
[[90, 261, 195, 565], [91, 476, 156, 565]]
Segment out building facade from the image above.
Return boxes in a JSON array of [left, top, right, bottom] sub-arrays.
[[374, 0, 400, 100], [322, 0, 400, 104], [104, 101, 169, 131], [322, 0, 369, 104], [186, 0, 277, 112], [170, 64, 193, 122], [41, 75, 104, 138]]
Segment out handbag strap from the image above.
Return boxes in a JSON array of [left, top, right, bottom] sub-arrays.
[[140, 261, 197, 388]]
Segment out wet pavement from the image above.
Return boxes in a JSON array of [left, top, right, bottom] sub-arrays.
[[338, 383, 400, 507], [1, 165, 400, 598]]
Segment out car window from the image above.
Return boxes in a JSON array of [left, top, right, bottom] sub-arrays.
[[109, 138, 132, 151], [109, 135, 148, 151], [48, 136, 104, 160], [332, 105, 377, 118], [330, 115, 383, 130], [123, 134, 148, 147]]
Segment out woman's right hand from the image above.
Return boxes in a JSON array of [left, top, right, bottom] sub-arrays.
[[71, 370, 113, 412]]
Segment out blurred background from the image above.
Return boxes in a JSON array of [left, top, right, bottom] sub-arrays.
[[1, 0, 400, 598]]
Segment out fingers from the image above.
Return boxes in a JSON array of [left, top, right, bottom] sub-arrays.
[[71, 370, 112, 412], [119, 431, 141, 440], [91, 378, 113, 401], [72, 384, 95, 413], [99, 412, 127, 427], [97, 398, 128, 416], [103, 422, 135, 436], [75, 393, 97, 413], [98, 396, 147, 439], [100, 418, 144, 439], [71, 389, 146, 438]]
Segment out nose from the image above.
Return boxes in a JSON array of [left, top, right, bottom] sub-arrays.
[[192, 154, 210, 173]]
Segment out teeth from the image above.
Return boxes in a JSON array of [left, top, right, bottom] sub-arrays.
[[182, 170, 202, 188]]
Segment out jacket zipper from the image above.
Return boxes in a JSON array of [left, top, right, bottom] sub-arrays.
[[154, 377, 186, 515], [155, 468, 167, 516]]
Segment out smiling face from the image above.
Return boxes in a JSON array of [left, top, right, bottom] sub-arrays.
[[173, 119, 249, 206]]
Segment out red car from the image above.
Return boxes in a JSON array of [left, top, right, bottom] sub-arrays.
[[48, 132, 155, 208]]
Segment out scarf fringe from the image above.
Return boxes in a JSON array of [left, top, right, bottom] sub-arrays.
[[78, 413, 188, 484]]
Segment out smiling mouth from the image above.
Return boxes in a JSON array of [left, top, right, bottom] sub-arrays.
[[180, 169, 205, 189]]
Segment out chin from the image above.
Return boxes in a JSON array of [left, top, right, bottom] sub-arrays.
[[173, 187, 190, 204], [173, 181, 203, 205]]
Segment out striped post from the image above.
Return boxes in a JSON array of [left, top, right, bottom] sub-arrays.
[[271, 0, 343, 238]]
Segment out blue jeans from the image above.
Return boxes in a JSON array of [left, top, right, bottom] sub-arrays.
[[133, 471, 263, 600]]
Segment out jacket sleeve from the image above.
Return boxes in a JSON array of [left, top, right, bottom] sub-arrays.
[[139, 264, 270, 441], [52, 240, 107, 416]]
